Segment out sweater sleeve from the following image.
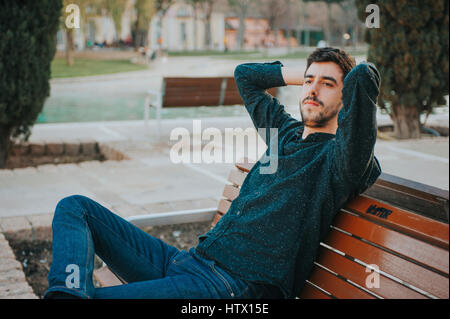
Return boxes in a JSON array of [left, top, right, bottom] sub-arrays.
[[332, 62, 382, 189], [234, 61, 299, 146]]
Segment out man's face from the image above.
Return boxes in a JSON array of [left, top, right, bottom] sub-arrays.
[[300, 62, 344, 128]]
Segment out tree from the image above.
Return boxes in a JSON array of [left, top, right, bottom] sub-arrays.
[[199, 0, 216, 50], [0, 0, 62, 167], [103, 0, 129, 41], [154, 0, 174, 50], [356, 0, 449, 139], [304, 0, 345, 45], [133, 0, 156, 50], [228, 0, 255, 51], [259, 0, 289, 47], [62, 0, 102, 66]]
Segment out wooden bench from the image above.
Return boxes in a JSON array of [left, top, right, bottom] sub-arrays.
[[94, 158, 449, 299], [144, 77, 278, 139]]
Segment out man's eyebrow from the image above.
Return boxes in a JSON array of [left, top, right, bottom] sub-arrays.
[[322, 76, 338, 84], [304, 74, 338, 85]]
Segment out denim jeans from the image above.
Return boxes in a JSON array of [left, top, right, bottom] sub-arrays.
[[44, 195, 277, 299]]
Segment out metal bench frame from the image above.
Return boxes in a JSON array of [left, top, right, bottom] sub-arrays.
[[144, 77, 278, 140]]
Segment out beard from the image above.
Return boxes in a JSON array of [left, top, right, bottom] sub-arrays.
[[300, 97, 342, 128]]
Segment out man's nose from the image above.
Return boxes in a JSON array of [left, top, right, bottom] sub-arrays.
[[307, 83, 318, 97]]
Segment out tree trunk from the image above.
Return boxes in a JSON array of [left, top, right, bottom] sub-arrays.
[[65, 28, 74, 66], [392, 104, 421, 139], [0, 125, 12, 168], [237, 14, 245, 51], [325, 2, 332, 45], [193, 4, 198, 50], [204, 3, 214, 50]]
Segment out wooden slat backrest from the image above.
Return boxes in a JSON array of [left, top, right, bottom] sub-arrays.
[[162, 77, 224, 107], [363, 172, 449, 223], [222, 77, 278, 105], [161, 77, 278, 108], [212, 158, 450, 299]]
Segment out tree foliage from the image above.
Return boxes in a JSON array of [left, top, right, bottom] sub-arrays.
[[0, 0, 62, 167], [355, 0, 449, 138]]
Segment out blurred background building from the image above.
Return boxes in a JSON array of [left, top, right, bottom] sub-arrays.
[[56, 0, 365, 53]]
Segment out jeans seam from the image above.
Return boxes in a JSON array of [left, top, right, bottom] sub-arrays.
[[210, 264, 235, 298], [70, 198, 171, 278]]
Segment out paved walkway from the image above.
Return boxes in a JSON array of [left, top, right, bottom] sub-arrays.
[[1, 112, 448, 223]]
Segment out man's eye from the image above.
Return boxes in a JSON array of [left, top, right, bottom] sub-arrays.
[[324, 82, 333, 87], [305, 80, 312, 84]]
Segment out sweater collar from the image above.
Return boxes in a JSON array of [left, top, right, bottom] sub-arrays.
[[297, 125, 336, 142]]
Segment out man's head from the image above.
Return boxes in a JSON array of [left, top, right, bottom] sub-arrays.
[[300, 47, 356, 129]]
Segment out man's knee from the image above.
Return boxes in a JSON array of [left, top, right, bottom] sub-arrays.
[[54, 195, 92, 219]]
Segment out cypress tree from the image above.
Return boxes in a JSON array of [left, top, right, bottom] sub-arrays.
[[355, 0, 449, 139], [0, 0, 62, 167]]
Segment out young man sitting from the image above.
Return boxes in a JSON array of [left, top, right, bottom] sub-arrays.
[[44, 47, 381, 299]]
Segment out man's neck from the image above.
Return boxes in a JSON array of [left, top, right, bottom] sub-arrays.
[[302, 123, 338, 140]]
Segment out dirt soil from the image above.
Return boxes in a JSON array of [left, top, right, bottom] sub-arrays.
[[5, 222, 211, 298]]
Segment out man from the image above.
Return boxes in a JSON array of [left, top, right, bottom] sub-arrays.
[[44, 47, 381, 299]]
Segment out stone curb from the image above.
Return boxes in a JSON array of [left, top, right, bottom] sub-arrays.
[[0, 233, 37, 299], [0, 213, 54, 299]]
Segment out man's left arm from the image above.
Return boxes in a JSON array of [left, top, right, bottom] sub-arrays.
[[332, 62, 382, 190]]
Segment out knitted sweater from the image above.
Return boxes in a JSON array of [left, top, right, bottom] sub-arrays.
[[196, 60, 382, 298]]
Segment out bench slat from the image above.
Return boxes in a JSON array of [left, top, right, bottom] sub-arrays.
[[236, 159, 256, 173], [334, 211, 449, 275], [315, 245, 429, 299], [164, 78, 225, 87], [218, 198, 231, 215], [308, 265, 376, 299], [299, 282, 333, 299], [346, 195, 449, 250], [93, 267, 124, 287], [228, 169, 247, 187], [323, 229, 449, 299], [211, 213, 223, 227], [222, 184, 240, 201]]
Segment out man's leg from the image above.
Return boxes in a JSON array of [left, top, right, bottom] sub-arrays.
[[93, 248, 268, 299], [44, 195, 179, 299]]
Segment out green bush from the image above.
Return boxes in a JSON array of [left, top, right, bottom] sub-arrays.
[[0, 0, 62, 167]]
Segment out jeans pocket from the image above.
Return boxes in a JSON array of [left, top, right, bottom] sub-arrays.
[[171, 250, 191, 266], [209, 264, 235, 298]]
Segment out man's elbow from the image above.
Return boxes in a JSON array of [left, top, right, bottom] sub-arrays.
[[234, 64, 246, 82]]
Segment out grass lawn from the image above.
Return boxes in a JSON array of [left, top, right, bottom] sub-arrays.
[[51, 57, 148, 78]]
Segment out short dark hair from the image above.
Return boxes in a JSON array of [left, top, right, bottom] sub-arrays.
[[306, 47, 356, 81]]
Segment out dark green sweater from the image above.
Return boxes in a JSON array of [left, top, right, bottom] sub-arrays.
[[195, 60, 382, 298]]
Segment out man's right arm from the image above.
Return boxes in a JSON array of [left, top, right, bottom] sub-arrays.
[[234, 62, 302, 145]]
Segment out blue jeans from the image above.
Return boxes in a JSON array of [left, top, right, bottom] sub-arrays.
[[44, 195, 275, 299]]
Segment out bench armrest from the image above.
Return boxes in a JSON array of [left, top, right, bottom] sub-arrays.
[[146, 89, 163, 108]]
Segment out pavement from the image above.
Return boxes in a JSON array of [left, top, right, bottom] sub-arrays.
[[0, 56, 448, 298], [1, 111, 448, 223]]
